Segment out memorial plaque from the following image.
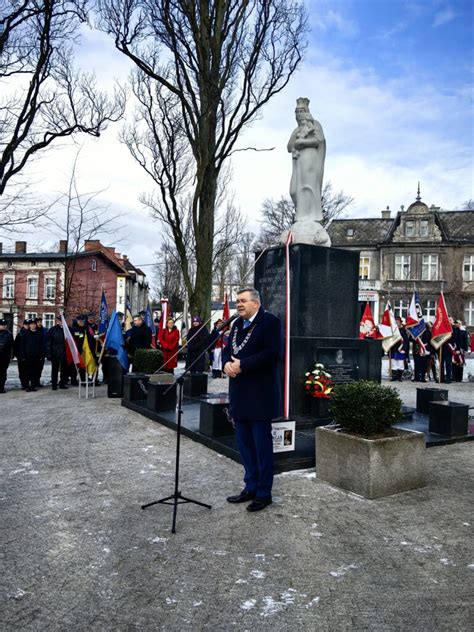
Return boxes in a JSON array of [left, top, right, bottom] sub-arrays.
[[319, 347, 360, 384]]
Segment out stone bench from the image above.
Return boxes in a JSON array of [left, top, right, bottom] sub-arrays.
[[147, 374, 177, 412], [123, 373, 149, 401], [416, 387, 448, 414], [184, 372, 208, 398]]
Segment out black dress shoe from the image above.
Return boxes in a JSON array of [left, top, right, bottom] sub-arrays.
[[226, 490, 256, 504], [246, 498, 272, 512], [59, 384, 68, 390], [52, 386, 58, 390]]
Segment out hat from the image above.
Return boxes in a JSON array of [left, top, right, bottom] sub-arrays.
[[76, 314, 86, 320], [34, 317, 42, 323], [117, 311, 124, 317], [23, 319, 29, 325], [192, 315, 202, 324], [27, 319, 35, 325], [56, 314, 62, 320], [0, 319, 6, 326]]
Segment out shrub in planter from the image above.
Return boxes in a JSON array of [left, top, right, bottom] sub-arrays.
[[330, 380, 402, 436], [132, 348, 164, 374]]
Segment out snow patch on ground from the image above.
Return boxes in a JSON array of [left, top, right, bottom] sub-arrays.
[[250, 570, 265, 579], [329, 564, 357, 578], [304, 596, 320, 608], [260, 589, 297, 617], [150, 537, 168, 544], [241, 599, 256, 611]]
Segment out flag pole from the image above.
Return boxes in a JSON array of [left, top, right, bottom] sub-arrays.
[[438, 347, 442, 384], [388, 349, 392, 379]]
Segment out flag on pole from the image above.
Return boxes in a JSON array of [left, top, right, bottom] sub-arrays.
[[105, 310, 130, 371], [145, 303, 156, 348], [60, 313, 84, 368], [222, 292, 230, 322], [358, 302, 382, 339], [125, 296, 133, 332], [405, 289, 427, 353], [160, 298, 169, 330], [98, 289, 108, 340], [430, 293, 452, 350], [81, 334, 97, 377], [378, 302, 402, 353]]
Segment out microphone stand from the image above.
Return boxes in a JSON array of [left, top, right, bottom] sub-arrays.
[[141, 318, 237, 534]]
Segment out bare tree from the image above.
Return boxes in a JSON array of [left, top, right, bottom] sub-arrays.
[[461, 199, 474, 210], [255, 182, 354, 248], [0, 0, 125, 196], [232, 231, 257, 291], [46, 151, 125, 312], [98, 0, 307, 320]]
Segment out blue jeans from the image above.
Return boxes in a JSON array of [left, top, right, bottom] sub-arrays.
[[234, 420, 273, 499]]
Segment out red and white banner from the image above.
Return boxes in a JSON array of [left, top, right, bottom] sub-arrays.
[[430, 293, 452, 350], [283, 231, 293, 419], [378, 302, 402, 353], [359, 302, 381, 339], [222, 292, 230, 322], [61, 313, 83, 367], [160, 298, 169, 329]]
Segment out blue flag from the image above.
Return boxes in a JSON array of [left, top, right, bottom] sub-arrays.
[[145, 303, 153, 332], [104, 310, 129, 371], [98, 289, 109, 335], [406, 290, 426, 340]]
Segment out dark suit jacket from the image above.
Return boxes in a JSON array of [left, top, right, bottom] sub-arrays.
[[222, 306, 282, 421]]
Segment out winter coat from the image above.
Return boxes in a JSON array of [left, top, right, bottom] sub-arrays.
[[222, 306, 283, 421], [159, 326, 180, 370], [19, 330, 45, 361], [47, 325, 66, 362], [13, 328, 28, 359], [0, 330, 14, 359], [71, 324, 96, 358], [185, 325, 210, 372], [127, 323, 152, 356]]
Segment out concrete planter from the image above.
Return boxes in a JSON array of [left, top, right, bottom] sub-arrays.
[[315, 426, 426, 499]]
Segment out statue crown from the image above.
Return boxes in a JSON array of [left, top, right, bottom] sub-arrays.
[[296, 97, 310, 109]]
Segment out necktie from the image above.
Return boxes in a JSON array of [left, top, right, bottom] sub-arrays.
[[243, 319, 251, 329]]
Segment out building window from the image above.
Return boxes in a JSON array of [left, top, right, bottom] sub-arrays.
[[3, 277, 14, 299], [463, 255, 474, 282], [405, 220, 415, 237], [420, 220, 429, 237], [425, 300, 436, 322], [44, 277, 56, 300], [27, 277, 38, 299], [346, 228, 354, 237], [422, 254, 438, 281], [465, 301, 474, 326], [91, 258, 97, 272], [394, 254, 411, 280], [359, 256, 370, 279], [393, 300, 408, 320], [26, 312, 37, 321], [43, 313, 55, 329]]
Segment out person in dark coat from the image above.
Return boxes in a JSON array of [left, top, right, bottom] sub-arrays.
[[223, 288, 282, 512], [391, 317, 410, 381], [14, 320, 29, 389], [0, 319, 14, 393], [452, 319, 469, 382], [47, 315, 68, 390], [185, 316, 209, 373], [20, 320, 45, 391], [209, 319, 224, 378], [34, 316, 48, 386], [411, 328, 430, 382], [70, 314, 96, 384], [127, 315, 152, 359]]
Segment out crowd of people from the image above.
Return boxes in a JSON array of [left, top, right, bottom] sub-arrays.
[[0, 311, 231, 394], [389, 316, 471, 384]]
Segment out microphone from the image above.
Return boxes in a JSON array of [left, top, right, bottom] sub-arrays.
[[217, 313, 239, 331]]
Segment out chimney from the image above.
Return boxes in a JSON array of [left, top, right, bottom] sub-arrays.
[[15, 241, 27, 253], [84, 239, 101, 252], [59, 240, 67, 253], [381, 206, 391, 219], [106, 247, 115, 256]]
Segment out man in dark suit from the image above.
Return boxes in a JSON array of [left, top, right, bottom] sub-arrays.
[[223, 287, 282, 512]]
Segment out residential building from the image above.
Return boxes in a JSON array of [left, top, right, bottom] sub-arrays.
[[327, 190, 474, 336], [0, 240, 149, 334]]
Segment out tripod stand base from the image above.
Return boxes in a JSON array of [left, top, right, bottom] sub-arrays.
[[142, 491, 212, 533]]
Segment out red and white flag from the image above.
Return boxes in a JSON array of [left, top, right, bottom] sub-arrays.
[[222, 292, 230, 322], [359, 302, 382, 339], [430, 293, 452, 350], [378, 302, 402, 353], [60, 313, 84, 368], [160, 298, 169, 330]]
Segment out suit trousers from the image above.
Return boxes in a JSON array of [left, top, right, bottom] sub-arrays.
[[51, 359, 68, 387], [234, 419, 273, 499], [0, 355, 10, 390]]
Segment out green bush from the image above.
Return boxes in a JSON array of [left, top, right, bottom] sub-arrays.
[[330, 380, 403, 436], [132, 348, 164, 374]]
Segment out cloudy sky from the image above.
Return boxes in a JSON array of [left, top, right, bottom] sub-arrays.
[[3, 0, 473, 278]]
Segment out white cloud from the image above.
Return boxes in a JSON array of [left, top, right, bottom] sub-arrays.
[[432, 7, 457, 28]]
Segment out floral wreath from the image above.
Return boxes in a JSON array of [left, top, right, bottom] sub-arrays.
[[304, 363, 334, 399]]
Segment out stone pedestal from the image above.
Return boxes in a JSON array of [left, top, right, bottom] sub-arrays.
[[416, 387, 449, 414], [254, 244, 382, 419], [184, 372, 208, 398], [199, 398, 233, 438], [123, 373, 149, 401], [429, 401, 469, 437], [147, 377, 176, 412]]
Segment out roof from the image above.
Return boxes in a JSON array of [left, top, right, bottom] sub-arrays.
[[328, 218, 393, 246], [436, 210, 474, 242], [0, 248, 130, 273], [328, 210, 474, 246]]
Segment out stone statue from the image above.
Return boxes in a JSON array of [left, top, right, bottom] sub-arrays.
[[281, 97, 331, 247]]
